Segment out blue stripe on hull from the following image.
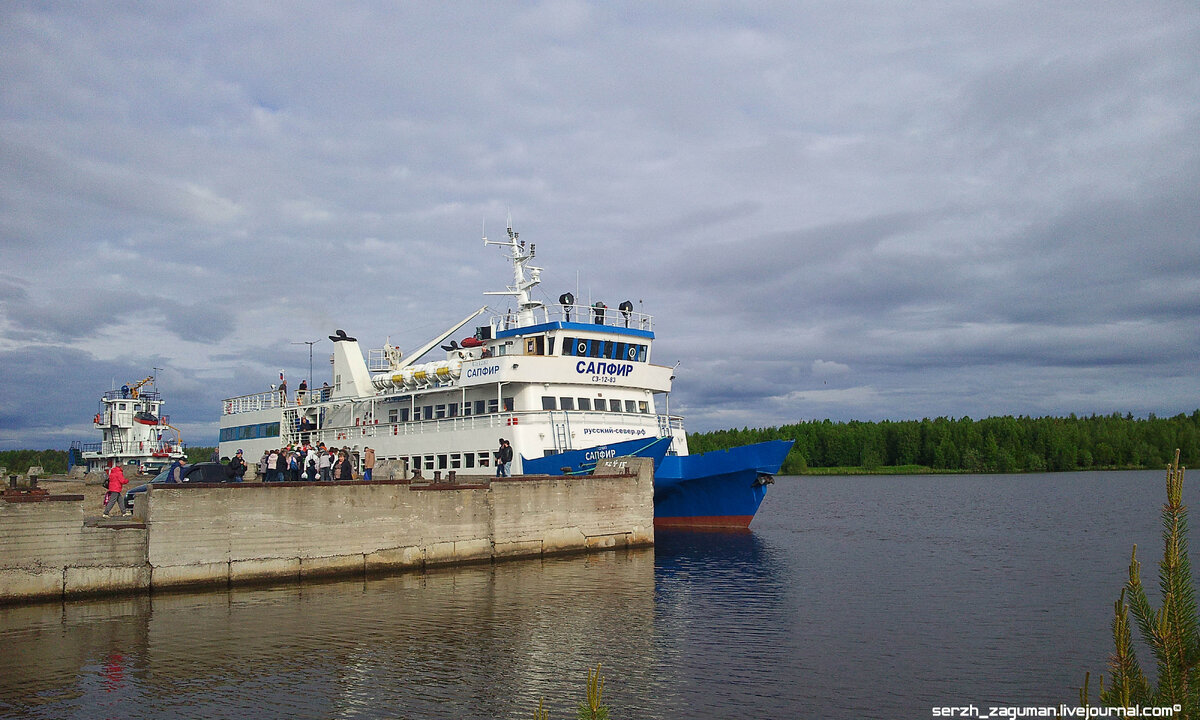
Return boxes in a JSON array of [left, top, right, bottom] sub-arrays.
[[520, 436, 673, 476], [524, 437, 794, 525]]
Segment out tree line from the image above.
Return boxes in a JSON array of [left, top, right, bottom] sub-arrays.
[[0, 449, 71, 476], [4, 412, 1199, 477], [0, 446, 218, 476], [686, 411, 1200, 475]]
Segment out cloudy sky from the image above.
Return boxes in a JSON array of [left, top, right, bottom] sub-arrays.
[[1, 2, 1197, 450]]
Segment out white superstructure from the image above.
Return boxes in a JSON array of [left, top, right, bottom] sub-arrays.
[[78, 376, 186, 473], [218, 224, 689, 476]]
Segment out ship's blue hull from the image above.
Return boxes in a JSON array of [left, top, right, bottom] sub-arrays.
[[522, 437, 794, 528], [653, 440, 794, 527]]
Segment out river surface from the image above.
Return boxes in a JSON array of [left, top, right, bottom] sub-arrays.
[[0, 470, 1186, 719]]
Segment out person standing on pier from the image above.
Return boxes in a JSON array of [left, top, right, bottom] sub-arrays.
[[266, 448, 279, 482], [229, 450, 247, 482], [102, 465, 130, 517], [495, 439, 513, 477], [363, 446, 375, 482], [318, 444, 333, 482]]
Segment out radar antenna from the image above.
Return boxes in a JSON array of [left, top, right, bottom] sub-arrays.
[[483, 216, 544, 326]]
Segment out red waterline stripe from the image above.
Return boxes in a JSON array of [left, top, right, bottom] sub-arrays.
[[654, 515, 753, 529]]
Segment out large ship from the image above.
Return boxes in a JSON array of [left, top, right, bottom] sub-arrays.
[[71, 375, 187, 475], [218, 225, 792, 527]]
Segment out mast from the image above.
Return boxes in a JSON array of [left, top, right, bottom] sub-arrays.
[[482, 220, 543, 327]]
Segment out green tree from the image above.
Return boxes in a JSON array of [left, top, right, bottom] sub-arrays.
[[1087, 450, 1198, 714]]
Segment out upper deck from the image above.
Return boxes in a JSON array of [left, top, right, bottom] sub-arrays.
[[490, 301, 653, 339]]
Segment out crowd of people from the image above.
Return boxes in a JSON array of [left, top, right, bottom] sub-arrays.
[[257, 442, 372, 483]]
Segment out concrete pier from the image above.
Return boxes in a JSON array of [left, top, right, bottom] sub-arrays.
[[0, 457, 653, 603]]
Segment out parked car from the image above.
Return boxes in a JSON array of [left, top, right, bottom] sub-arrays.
[[123, 462, 238, 511]]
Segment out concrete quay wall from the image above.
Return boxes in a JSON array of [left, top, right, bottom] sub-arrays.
[[0, 496, 149, 601], [0, 457, 653, 603]]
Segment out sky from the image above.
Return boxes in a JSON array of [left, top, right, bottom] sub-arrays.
[[1, 2, 1198, 451]]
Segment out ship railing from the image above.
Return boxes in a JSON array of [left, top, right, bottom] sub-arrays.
[[80, 438, 181, 457], [102, 389, 162, 402], [490, 303, 654, 333], [223, 389, 290, 415], [283, 409, 684, 448]]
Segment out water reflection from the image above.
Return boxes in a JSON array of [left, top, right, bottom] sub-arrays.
[[651, 529, 790, 717], [0, 550, 660, 720]]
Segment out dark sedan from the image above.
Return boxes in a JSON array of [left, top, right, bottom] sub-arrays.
[[123, 462, 238, 511]]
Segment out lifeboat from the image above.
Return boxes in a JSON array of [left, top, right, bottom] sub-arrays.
[[134, 411, 159, 426]]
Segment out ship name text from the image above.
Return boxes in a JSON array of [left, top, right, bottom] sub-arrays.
[[466, 364, 501, 378], [576, 361, 634, 384]]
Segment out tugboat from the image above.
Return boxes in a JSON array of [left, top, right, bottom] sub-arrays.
[[71, 375, 187, 475], [218, 223, 792, 527]]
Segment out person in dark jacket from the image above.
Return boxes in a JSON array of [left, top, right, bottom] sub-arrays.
[[495, 438, 513, 477], [228, 449, 247, 482], [333, 450, 354, 481], [166, 458, 185, 483]]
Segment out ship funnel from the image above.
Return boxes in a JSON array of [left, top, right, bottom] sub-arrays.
[[329, 333, 373, 399]]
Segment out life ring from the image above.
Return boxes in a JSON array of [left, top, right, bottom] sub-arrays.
[[225, 402, 232, 413], [94, 414, 101, 424]]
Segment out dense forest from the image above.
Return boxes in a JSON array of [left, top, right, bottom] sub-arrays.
[[687, 411, 1200, 475]]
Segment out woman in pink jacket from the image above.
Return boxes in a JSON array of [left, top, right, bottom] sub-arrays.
[[102, 465, 130, 517]]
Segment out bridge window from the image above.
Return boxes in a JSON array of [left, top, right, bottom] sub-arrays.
[[577, 398, 592, 411], [609, 399, 622, 412], [542, 396, 556, 410], [559, 397, 575, 411]]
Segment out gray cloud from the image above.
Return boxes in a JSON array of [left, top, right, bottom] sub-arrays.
[[1, 1, 1197, 448]]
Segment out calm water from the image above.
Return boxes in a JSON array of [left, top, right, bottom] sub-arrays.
[[0, 470, 1185, 719]]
